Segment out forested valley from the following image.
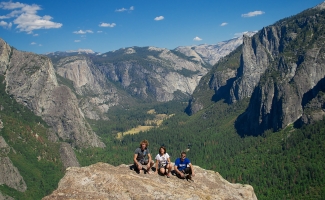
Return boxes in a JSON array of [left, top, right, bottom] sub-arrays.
[[76, 97, 325, 200]]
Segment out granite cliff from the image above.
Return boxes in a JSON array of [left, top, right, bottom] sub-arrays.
[[49, 46, 208, 106], [235, 3, 325, 135], [0, 38, 104, 148], [43, 162, 257, 200], [188, 2, 325, 135]]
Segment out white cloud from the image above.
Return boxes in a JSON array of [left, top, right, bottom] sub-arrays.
[[0, 10, 22, 19], [116, 7, 127, 12], [0, 20, 11, 29], [220, 22, 228, 26], [154, 16, 164, 21], [73, 29, 93, 34], [97, 30, 103, 33], [30, 42, 36, 45], [33, 33, 38, 36], [0, 2, 25, 10], [0, 1, 62, 33], [99, 22, 116, 28], [38, 44, 42, 46], [74, 40, 81, 42], [116, 6, 134, 12], [241, 11, 265, 17], [193, 36, 202, 41]]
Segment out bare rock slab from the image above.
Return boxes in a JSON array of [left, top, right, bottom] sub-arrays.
[[43, 162, 257, 200]]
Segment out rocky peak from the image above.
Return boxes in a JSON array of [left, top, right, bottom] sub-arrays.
[[43, 162, 257, 200], [314, 1, 325, 10], [228, 27, 280, 103]]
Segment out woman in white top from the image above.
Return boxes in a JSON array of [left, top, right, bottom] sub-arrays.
[[155, 146, 172, 178]]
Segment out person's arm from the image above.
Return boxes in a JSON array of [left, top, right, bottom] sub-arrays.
[[155, 159, 159, 174], [133, 154, 138, 165], [174, 164, 180, 173], [148, 153, 152, 164], [174, 160, 184, 177], [189, 163, 195, 176]]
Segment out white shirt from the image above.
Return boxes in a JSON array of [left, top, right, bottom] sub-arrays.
[[155, 153, 170, 166]]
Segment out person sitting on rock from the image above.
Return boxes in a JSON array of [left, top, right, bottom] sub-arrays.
[[133, 139, 154, 174], [154, 146, 172, 178], [174, 151, 195, 180]]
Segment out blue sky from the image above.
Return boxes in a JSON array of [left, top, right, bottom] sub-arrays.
[[0, 0, 324, 54]]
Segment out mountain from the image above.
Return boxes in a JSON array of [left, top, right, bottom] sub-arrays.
[[46, 38, 258, 121], [1, 2, 325, 199], [188, 2, 325, 136], [0, 39, 104, 148], [0, 35, 250, 198], [43, 162, 257, 200], [49, 46, 208, 102], [175, 31, 257, 66], [45, 49, 100, 56]]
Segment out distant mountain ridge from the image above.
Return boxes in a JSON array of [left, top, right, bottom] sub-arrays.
[[175, 31, 257, 66], [45, 49, 101, 56]]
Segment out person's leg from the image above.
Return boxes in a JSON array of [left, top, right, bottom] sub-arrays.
[[159, 167, 166, 175], [184, 167, 192, 174], [184, 167, 192, 180], [147, 160, 154, 173], [166, 163, 172, 177], [176, 171, 185, 178], [135, 162, 143, 172]]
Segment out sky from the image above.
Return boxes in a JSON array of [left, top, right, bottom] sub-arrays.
[[0, 0, 324, 54]]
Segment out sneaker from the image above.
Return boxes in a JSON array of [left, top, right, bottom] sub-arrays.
[[186, 174, 192, 180]]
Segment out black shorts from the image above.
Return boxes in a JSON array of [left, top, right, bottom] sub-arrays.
[[158, 162, 168, 169], [135, 160, 150, 166], [180, 167, 192, 175]]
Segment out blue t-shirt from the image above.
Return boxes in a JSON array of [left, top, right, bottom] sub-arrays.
[[174, 157, 191, 171]]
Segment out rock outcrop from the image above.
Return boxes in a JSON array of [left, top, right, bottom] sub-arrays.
[[0, 38, 104, 148], [0, 136, 27, 192], [59, 142, 80, 169], [43, 162, 257, 200], [0, 192, 14, 200]]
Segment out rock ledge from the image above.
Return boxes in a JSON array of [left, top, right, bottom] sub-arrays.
[[43, 162, 257, 200]]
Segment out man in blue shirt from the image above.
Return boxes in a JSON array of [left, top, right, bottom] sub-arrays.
[[174, 152, 195, 180]]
